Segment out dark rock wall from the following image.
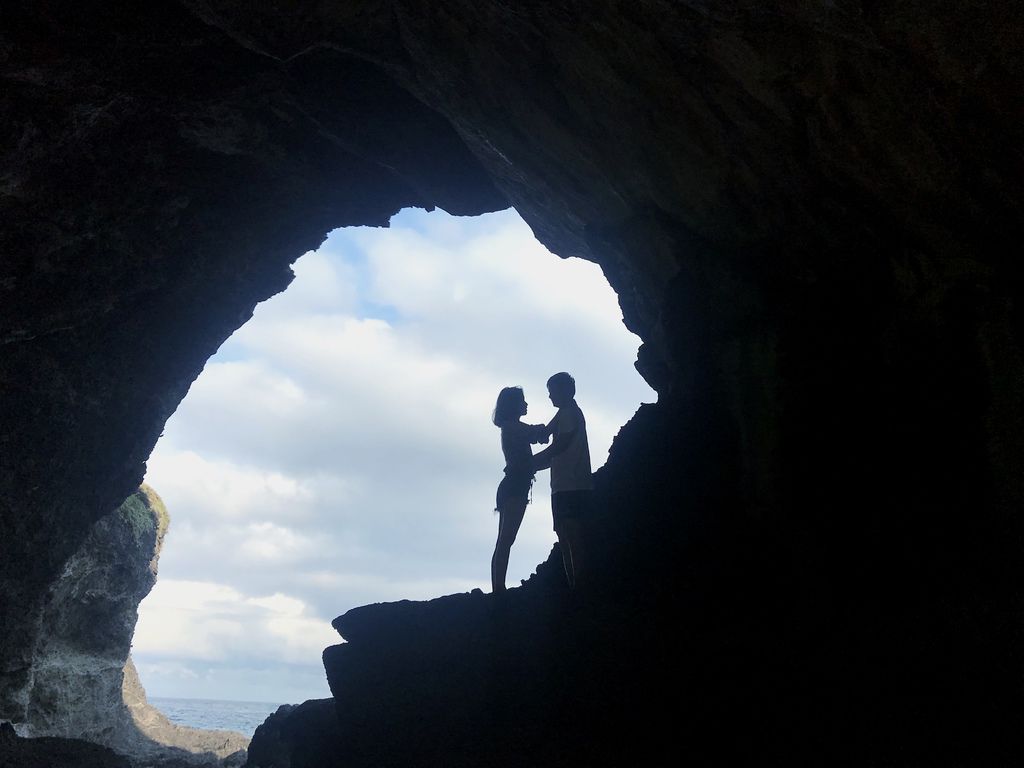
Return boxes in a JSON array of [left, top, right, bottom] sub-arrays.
[[2, 1, 1022, 765]]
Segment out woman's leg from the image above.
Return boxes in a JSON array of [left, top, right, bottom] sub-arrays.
[[491, 497, 528, 593]]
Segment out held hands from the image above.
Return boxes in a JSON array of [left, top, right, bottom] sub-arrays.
[[533, 423, 551, 444]]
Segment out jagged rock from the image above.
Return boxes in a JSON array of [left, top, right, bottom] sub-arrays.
[[245, 701, 338, 768], [244, 706, 297, 768]]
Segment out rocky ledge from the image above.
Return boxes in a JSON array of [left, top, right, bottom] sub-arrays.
[[0, 721, 130, 768]]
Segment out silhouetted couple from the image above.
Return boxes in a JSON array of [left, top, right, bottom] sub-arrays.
[[490, 372, 593, 595]]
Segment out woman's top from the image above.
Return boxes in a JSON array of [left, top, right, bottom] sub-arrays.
[[495, 420, 549, 510], [500, 420, 549, 482]]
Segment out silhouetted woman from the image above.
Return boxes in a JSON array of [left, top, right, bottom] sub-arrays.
[[491, 386, 550, 594]]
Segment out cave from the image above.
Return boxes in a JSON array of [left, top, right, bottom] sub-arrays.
[[2, 2, 1022, 767]]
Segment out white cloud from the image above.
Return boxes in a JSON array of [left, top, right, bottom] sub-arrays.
[[133, 581, 248, 661], [135, 661, 200, 682], [134, 579, 338, 665], [359, 217, 622, 330], [238, 523, 315, 563], [145, 450, 316, 521]]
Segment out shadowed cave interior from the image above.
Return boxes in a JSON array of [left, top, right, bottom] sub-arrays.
[[1, 2, 1023, 767]]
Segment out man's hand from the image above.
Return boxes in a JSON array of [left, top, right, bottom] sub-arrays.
[[532, 427, 575, 471]]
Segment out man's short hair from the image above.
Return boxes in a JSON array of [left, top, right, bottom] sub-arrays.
[[547, 371, 575, 397]]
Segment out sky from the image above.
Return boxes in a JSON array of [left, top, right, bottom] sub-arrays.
[[133, 206, 655, 704]]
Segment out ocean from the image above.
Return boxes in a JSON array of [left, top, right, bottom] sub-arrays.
[[149, 697, 285, 738]]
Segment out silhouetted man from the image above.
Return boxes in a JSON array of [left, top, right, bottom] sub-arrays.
[[533, 372, 592, 591]]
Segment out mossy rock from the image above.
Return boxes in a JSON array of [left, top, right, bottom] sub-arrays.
[[116, 484, 169, 547]]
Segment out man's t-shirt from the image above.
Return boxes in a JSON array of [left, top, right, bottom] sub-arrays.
[[550, 401, 594, 493]]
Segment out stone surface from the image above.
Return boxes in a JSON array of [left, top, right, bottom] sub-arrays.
[[2, 2, 1023, 766], [20, 486, 169, 744], [8, 485, 247, 767], [245, 701, 338, 768], [0, 722, 131, 768], [118, 659, 248, 768]]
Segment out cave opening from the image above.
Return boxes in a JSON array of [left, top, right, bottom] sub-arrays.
[[129, 205, 655, 724]]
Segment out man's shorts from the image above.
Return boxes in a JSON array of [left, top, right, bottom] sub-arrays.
[[551, 489, 592, 532]]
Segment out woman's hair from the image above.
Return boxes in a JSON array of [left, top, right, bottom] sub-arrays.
[[492, 386, 525, 426]]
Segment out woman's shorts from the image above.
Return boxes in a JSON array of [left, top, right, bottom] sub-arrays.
[[495, 472, 534, 511]]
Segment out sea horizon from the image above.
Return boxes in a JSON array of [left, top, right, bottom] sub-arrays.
[[150, 696, 288, 737]]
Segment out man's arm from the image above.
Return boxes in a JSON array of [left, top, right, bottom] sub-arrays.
[[533, 426, 576, 471]]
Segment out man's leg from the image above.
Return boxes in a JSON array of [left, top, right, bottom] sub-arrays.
[[558, 517, 584, 591]]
